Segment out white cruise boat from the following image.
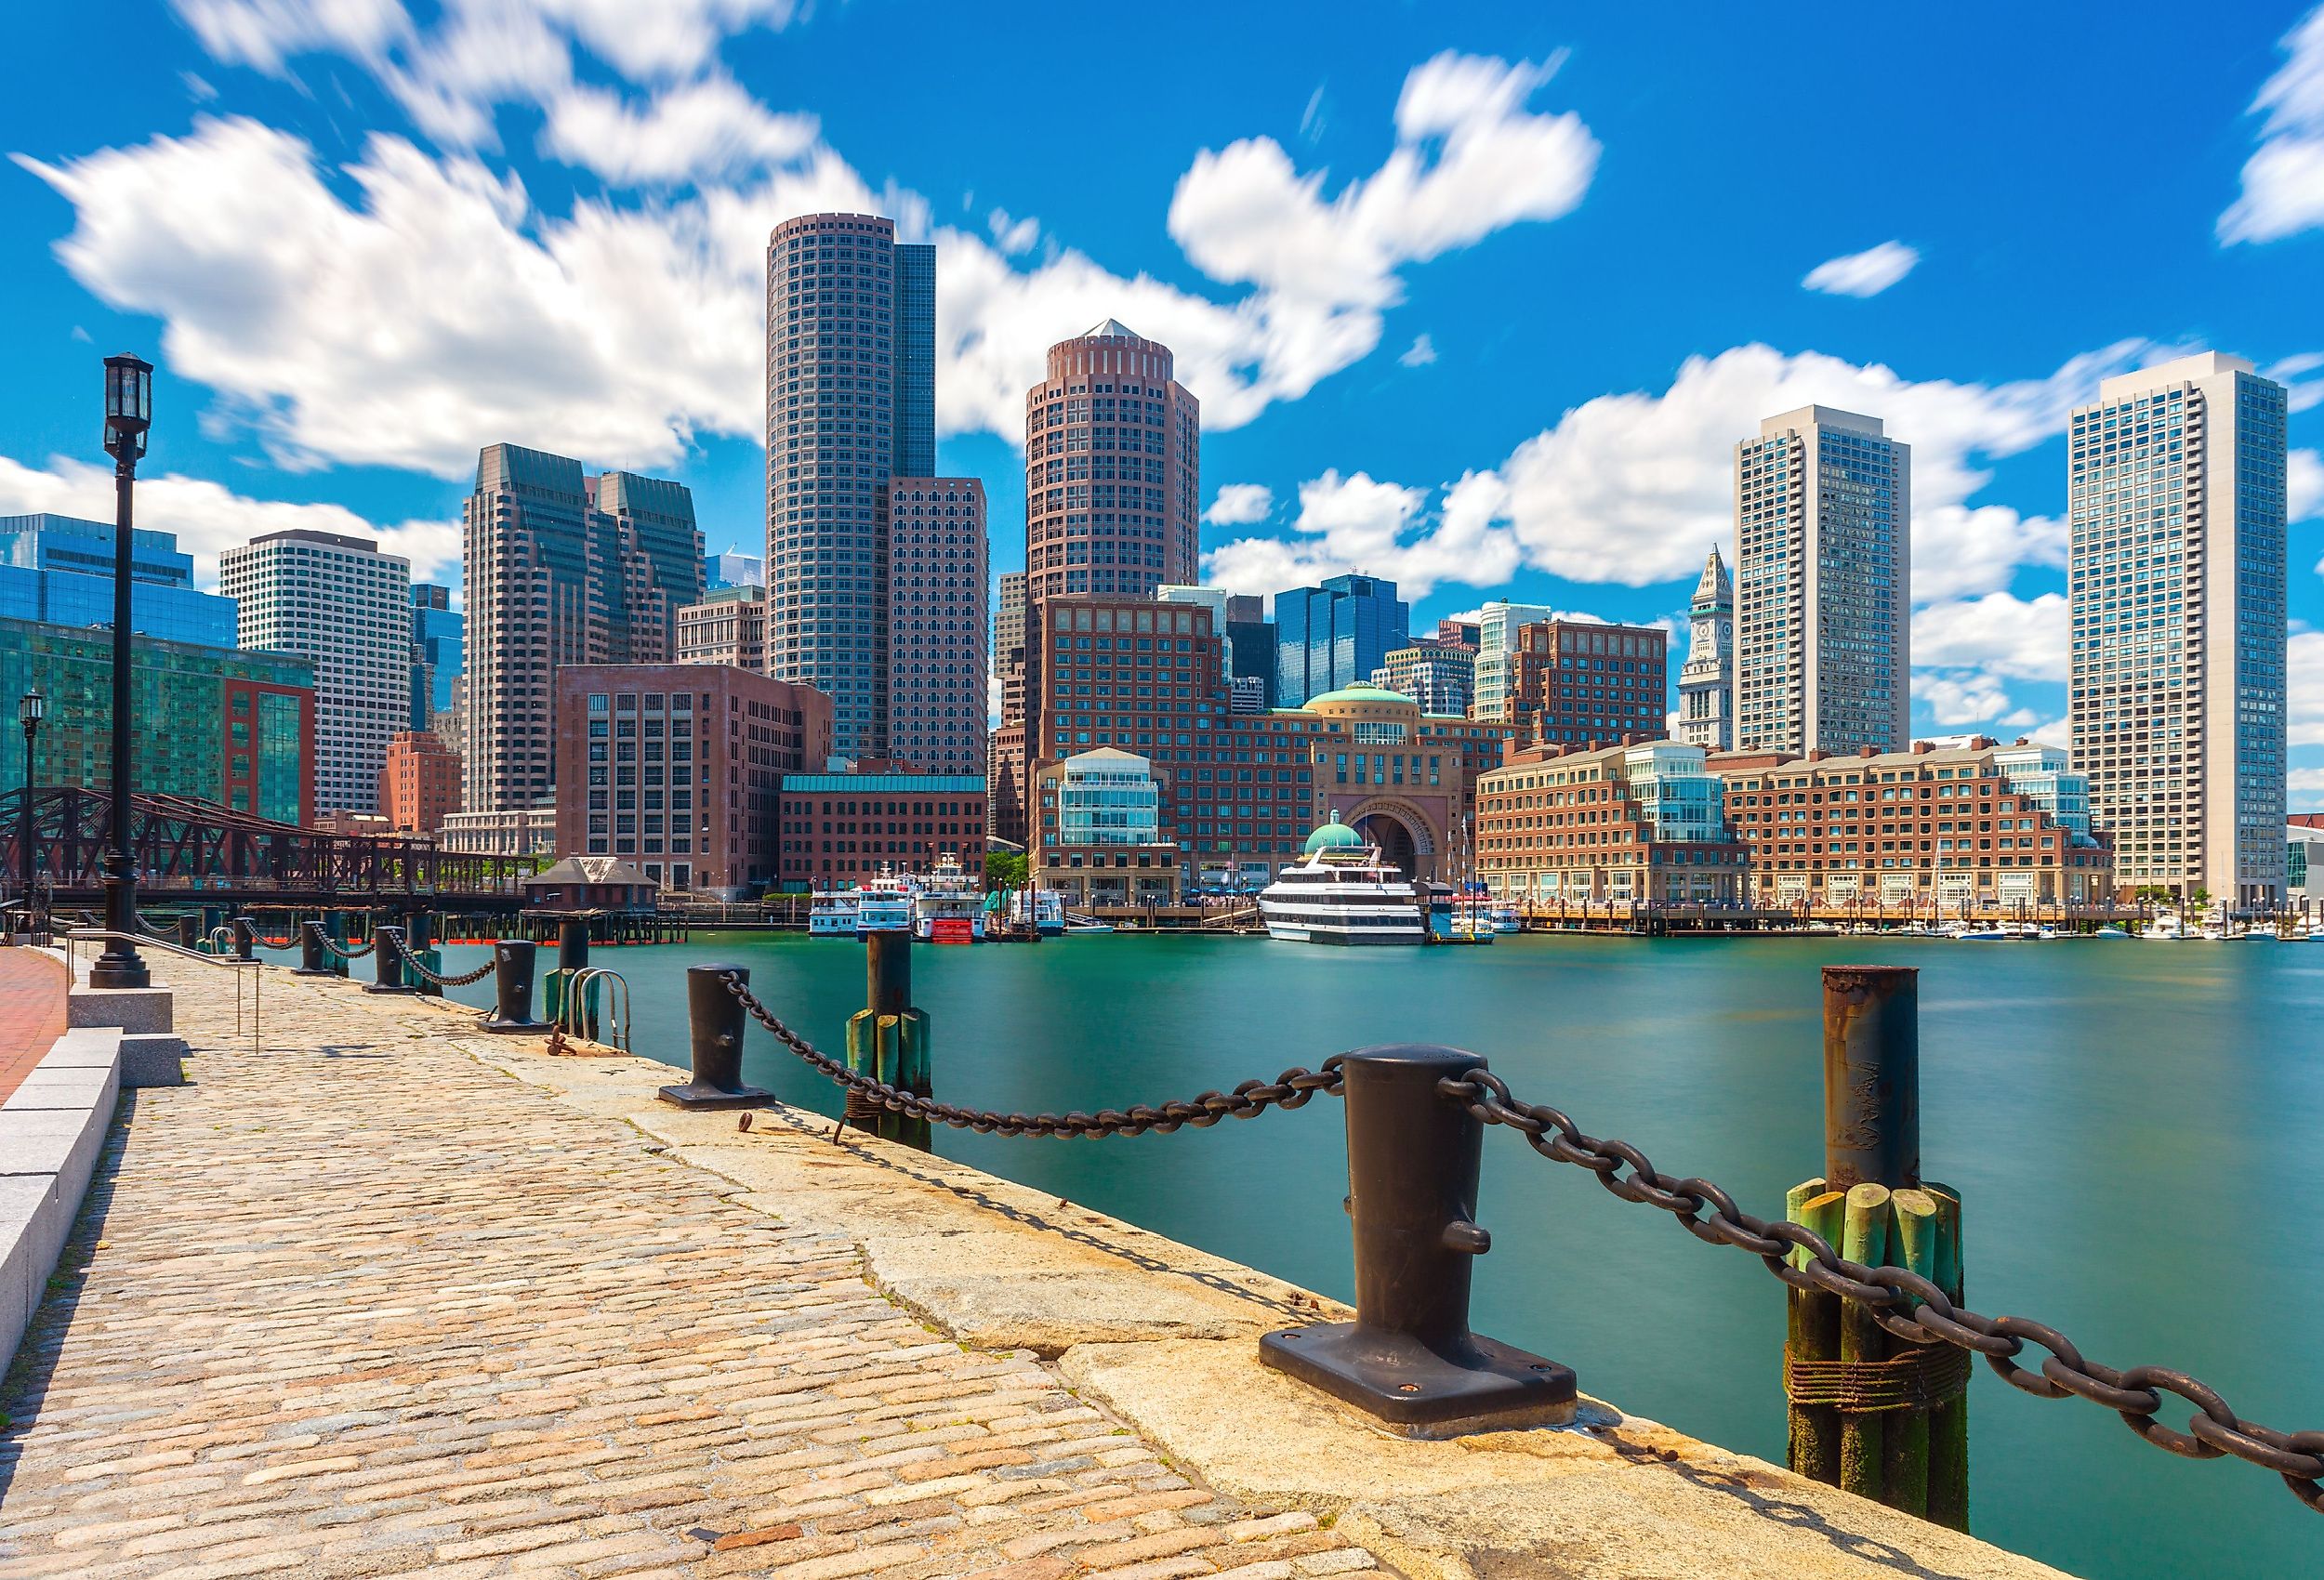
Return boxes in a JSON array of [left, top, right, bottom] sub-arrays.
[[1258, 815, 1426, 946], [1007, 888, 1066, 935], [855, 871, 915, 935], [911, 852, 983, 942], [807, 889, 861, 937]]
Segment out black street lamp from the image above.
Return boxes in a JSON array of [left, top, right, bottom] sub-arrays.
[[91, 354, 151, 989], [18, 688, 41, 939]]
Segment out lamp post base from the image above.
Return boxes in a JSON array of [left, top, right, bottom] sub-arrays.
[[88, 955, 152, 990]]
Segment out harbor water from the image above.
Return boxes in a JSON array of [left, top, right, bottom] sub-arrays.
[[403, 929, 2324, 1579]]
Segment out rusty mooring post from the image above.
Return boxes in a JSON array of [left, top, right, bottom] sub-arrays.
[[1787, 965, 1967, 1529], [658, 964, 771, 1109], [844, 929, 931, 1150], [1259, 1045, 1577, 1438]]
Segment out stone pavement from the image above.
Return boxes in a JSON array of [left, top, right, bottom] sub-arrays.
[[0, 960, 1380, 1580], [0, 952, 66, 1105]]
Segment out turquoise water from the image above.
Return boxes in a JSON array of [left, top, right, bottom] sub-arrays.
[[395, 929, 2324, 1579]]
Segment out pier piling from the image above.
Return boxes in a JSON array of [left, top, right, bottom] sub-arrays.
[[845, 930, 931, 1150], [1787, 965, 1968, 1528]]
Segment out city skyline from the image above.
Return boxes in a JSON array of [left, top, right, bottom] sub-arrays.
[[0, 6, 2320, 796]]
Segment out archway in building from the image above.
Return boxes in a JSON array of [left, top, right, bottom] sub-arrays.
[[1354, 810, 1420, 881]]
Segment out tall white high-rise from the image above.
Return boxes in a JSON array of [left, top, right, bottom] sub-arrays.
[[1676, 545, 1733, 749], [1472, 600, 1554, 723], [1733, 406, 1909, 756], [219, 530, 412, 815], [2067, 351, 2288, 912]]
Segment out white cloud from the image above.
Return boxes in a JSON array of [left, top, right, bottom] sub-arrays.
[[2291, 448, 2323, 523], [1916, 671, 2029, 729], [20, 54, 1591, 475], [986, 209, 1038, 257], [0, 451, 459, 585], [2221, 7, 2324, 243], [2293, 631, 2324, 744], [1203, 467, 1521, 599], [1399, 333, 1437, 367], [171, 0, 410, 76], [1802, 240, 1919, 297], [1212, 340, 2146, 591], [1203, 484, 1274, 527], [540, 75, 816, 185], [1911, 592, 2068, 681]]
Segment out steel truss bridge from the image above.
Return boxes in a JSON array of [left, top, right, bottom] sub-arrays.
[[0, 787, 537, 908]]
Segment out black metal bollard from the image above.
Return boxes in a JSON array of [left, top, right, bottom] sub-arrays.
[[364, 925, 416, 994], [482, 940, 548, 1033], [295, 919, 332, 976], [177, 914, 200, 951], [657, 964, 772, 1109], [232, 915, 256, 962], [1259, 1044, 1576, 1437], [559, 915, 589, 973]]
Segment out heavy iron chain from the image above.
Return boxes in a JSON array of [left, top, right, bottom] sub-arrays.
[[1438, 1067, 2324, 1513], [305, 920, 375, 960], [380, 927, 499, 987], [242, 921, 300, 950], [718, 969, 1341, 1137]]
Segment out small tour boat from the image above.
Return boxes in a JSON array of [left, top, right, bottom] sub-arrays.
[[1258, 815, 1426, 946], [910, 851, 984, 942]]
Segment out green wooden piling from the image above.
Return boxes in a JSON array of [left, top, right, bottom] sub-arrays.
[[1787, 1181, 1845, 1485], [1885, 1188, 1939, 1517], [1838, 1182, 1892, 1500], [1924, 1181, 1969, 1531]]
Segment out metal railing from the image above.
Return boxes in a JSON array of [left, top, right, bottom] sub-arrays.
[[61, 927, 262, 1054]]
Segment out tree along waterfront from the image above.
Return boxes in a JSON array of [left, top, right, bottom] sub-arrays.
[[355, 930, 2324, 1580]]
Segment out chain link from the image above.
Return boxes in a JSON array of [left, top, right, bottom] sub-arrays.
[[719, 969, 1340, 1138], [305, 920, 375, 960], [380, 928, 498, 986], [1440, 1067, 2324, 1513]]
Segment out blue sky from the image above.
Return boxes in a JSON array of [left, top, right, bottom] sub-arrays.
[[3, 3, 2322, 788]]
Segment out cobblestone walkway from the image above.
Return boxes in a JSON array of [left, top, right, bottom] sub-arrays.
[[0, 965, 1378, 1580]]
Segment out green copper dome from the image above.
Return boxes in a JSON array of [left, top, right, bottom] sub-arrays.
[[1301, 682, 1413, 707], [1304, 813, 1364, 854]]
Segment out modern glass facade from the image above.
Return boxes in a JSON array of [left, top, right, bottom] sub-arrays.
[[409, 583, 464, 728], [2067, 352, 2287, 909], [0, 615, 314, 824], [1274, 575, 1408, 708], [0, 513, 238, 648], [1055, 749, 1160, 846]]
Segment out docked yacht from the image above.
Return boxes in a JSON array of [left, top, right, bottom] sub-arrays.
[[1008, 887, 1066, 935], [807, 889, 861, 937], [911, 852, 984, 942], [1258, 814, 1426, 945], [854, 872, 915, 935]]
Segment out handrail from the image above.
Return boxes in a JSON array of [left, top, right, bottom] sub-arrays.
[[61, 927, 262, 1054]]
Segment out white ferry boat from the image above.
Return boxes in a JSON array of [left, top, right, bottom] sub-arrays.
[[856, 871, 915, 936], [1008, 888, 1066, 935], [807, 889, 860, 937], [911, 852, 983, 942], [1258, 815, 1426, 946]]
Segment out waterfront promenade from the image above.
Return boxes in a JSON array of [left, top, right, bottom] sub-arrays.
[[0, 956, 2066, 1578]]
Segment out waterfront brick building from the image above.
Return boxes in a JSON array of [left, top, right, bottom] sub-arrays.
[[775, 771, 986, 889], [1034, 749, 1182, 907], [676, 586, 768, 671], [1371, 639, 1475, 718], [1030, 594, 1513, 889], [1475, 740, 1749, 908], [553, 664, 832, 898], [378, 730, 460, 834], [1508, 620, 1669, 749], [1709, 737, 2114, 915]]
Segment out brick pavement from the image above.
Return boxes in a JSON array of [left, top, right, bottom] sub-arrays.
[[0, 949, 66, 1105], [0, 962, 1380, 1579]]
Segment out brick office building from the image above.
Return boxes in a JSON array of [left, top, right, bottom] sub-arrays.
[[1031, 595, 1513, 889], [378, 730, 460, 834], [1508, 620, 1669, 749], [553, 665, 832, 898], [1709, 736, 2114, 915], [776, 772, 987, 889], [1475, 740, 1749, 908]]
